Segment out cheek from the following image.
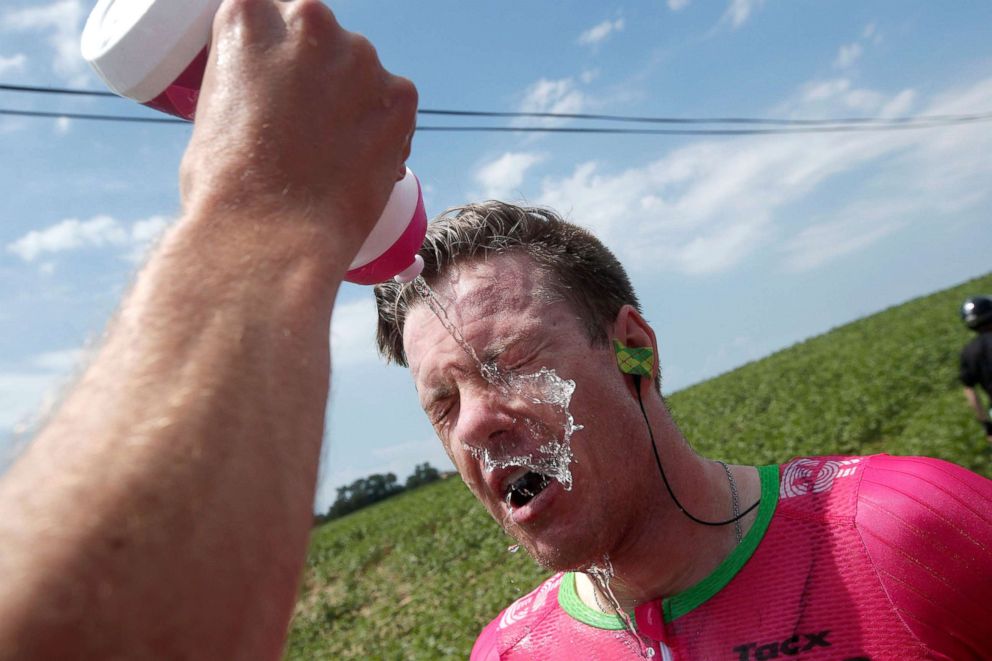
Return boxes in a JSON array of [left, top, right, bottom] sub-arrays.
[[445, 437, 485, 493], [572, 367, 623, 413]]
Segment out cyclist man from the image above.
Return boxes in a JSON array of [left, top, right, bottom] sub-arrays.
[[960, 295, 992, 445]]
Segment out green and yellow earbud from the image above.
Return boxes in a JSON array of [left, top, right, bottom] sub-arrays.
[[613, 339, 654, 378]]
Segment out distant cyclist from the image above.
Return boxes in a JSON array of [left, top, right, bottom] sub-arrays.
[[960, 295, 992, 445]]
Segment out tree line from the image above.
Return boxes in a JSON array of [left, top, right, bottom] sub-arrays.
[[314, 462, 443, 524]]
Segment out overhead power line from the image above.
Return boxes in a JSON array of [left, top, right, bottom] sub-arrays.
[[0, 108, 186, 124], [0, 83, 117, 98], [3, 107, 991, 135], [4, 82, 992, 129], [417, 108, 992, 127]]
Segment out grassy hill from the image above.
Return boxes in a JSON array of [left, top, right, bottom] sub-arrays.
[[285, 272, 992, 659]]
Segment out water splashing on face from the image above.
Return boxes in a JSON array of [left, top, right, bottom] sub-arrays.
[[587, 557, 656, 658], [411, 276, 582, 491], [412, 276, 500, 384], [470, 370, 580, 491]]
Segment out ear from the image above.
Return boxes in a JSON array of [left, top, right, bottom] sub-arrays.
[[611, 305, 659, 396]]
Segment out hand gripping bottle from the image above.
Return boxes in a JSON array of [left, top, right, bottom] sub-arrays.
[[81, 0, 426, 285]]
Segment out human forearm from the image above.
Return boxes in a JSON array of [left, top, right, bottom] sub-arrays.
[[0, 0, 415, 657], [964, 387, 988, 422], [0, 211, 341, 658]]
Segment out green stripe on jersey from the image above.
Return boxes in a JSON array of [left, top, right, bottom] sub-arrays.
[[663, 463, 779, 621], [558, 463, 780, 629]]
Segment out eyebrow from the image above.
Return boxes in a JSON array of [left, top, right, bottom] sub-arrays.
[[418, 332, 530, 405]]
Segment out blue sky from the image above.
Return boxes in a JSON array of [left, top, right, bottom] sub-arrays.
[[1, 1, 991, 513]]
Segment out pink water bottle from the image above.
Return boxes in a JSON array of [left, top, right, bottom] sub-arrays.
[[81, 0, 426, 285]]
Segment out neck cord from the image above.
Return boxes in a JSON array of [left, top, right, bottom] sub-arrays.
[[634, 374, 759, 527]]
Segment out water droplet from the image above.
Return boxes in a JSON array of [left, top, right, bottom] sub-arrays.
[[588, 557, 654, 659], [412, 276, 582, 492]]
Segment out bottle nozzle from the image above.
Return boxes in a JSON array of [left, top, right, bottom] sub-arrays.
[[393, 254, 425, 283]]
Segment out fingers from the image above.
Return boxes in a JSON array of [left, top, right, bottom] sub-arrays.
[[214, 0, 286, 48], [190, 0, 419, 240], [275, 0, 343, 46], [392, 78, 418, 180]]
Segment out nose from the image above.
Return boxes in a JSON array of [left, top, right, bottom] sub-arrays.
[[453, 382, 517, 452]]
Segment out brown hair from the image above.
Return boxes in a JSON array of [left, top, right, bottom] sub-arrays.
[[374, 201, 642, 367]]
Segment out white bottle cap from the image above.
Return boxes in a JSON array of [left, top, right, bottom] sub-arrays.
[[81, 0, 223, 103]]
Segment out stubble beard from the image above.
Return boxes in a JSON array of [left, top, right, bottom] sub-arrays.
[[502, 511, 616, 573]]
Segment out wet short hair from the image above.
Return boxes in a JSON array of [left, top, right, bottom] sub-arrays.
[[374, 201, 642, 367]]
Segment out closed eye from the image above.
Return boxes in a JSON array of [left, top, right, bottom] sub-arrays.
[[427, 394, 457, 429]]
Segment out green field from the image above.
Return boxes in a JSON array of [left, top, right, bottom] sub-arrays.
[[286, 272, 992, 659]]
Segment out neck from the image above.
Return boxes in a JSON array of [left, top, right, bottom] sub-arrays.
[[578, 401, 762, 611]]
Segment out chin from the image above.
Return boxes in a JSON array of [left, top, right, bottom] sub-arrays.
[[515, 530, 609, 573]]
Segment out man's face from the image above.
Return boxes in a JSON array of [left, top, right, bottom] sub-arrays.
[[403, 253, 646, 570]]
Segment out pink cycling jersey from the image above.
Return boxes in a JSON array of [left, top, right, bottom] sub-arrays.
[[471, 455, 992, 660]]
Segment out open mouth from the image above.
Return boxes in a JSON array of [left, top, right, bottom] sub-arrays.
[[504, 470, 553, 509]]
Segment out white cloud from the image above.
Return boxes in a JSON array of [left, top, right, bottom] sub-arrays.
[[580, 69, 600, 85], [668, 0, 691, 11], [32, 348, 85, 372], [833, 43, 863, 69], [8, 216, 127, 261], [719, 0, 765, 29], [879, 89, 915, 118], [800, 78, 890, 113], [518, 77, 586, 122], [533, 75, 992, 277], [330, 297, 380, 368], [781, 212, 907, 272], [802, 78, 851, 102], [475, 152, 546, 200], [6, 214, 172, 263], [842, 88, 886, 112], [0, 344, 89, 435], [0, 53, 26, 76], [126, 216, 171, 262], [54, 116, 71, 135], [862, 22, 882, 44], [578, 18, 625, 46], [0, 372, 62, 431], [131, 216, 171, 243], [0, 345, 91, 470], [535, 151, 779, 275], [3, 0, 89, 85]]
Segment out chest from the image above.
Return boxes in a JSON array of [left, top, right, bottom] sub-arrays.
[[659, 514, 925, 661]]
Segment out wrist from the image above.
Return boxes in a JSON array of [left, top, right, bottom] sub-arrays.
[[179, 153, 383, 271], [177, 196, 363, 285], [156, 206, 356, 327]]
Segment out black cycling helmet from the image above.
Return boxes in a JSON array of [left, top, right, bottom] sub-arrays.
[[961, 295, 992, 331]]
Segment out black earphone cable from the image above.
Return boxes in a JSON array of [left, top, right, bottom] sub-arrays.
[[633, 374, 760, 526]]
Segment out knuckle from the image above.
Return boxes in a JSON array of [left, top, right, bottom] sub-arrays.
[[393, 76, 419, 115], [216, 0, 267, 29], [387, 76, 419, 128], [349, 33, 381, 68], [286, 0, 336, 35]]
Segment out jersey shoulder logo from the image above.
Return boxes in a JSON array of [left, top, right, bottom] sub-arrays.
[[780, 457, 861, 499]]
